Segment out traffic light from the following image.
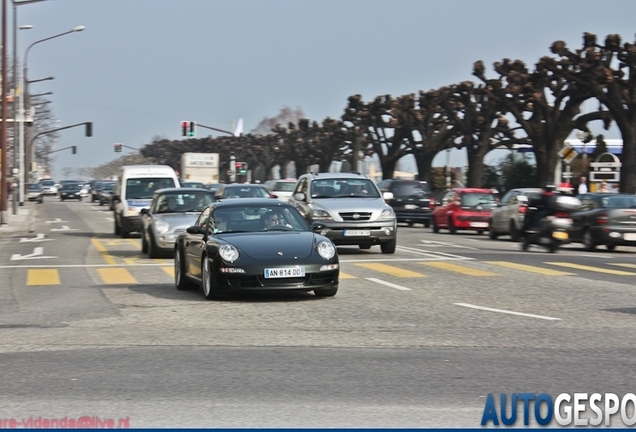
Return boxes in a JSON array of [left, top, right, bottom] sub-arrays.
[[114, 143, 122, 152], [85, 122, 93, 137], [181, 120, 196, 137], [72, 146, 77, 154], [235, 162, 248, 175]]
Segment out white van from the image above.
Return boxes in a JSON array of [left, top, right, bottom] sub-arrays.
[[113, 165, 180, 238]]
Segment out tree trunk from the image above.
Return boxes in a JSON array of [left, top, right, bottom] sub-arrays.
[[617, 119, 636, 194], [414, 154, 435, 185]]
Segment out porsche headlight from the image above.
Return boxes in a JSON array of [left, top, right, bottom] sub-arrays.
[[316, 240, 336, 260], [154, 218, 170, 234], [219, 244, 240, 263], [312, 209, 333, 220], [379, 208, 396, 220]]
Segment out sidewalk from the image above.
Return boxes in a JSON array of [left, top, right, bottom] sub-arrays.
[[0, 204, 36, 236]]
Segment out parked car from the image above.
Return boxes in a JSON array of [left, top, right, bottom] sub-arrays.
[[98, 182, 117, 207], [377, 179, 433, 227], [432, 188, 497, 234], [26, 183, 44, 203], [488, 187, 542, 241], [174, 199, 339, 299], [90, 181, 103, 202], [140, 188, 215, 258], [38, 179, 57, 195], [214, 184, 274, 199], [569, 193, 636, 251], [180, 182, 206, 189], [59, 181, 83, 201], [264, 179, 297, 201], [288, 172, 397, 253]]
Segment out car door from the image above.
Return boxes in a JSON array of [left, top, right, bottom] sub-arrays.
[[185, 207, 210, 279], [494, 190, 515, 232], [434, 191, 453, 228]]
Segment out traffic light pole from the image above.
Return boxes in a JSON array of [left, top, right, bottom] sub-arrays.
[[196, 123, 235, 136], [41, 145, 77, 155], [28, 122, 92, 178]]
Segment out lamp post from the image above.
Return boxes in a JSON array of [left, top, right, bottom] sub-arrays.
[[23, 25, 84, 185], [14, 24, 32, 207]]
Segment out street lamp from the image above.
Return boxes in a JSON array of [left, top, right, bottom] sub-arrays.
[[13, 23, 32, 208]]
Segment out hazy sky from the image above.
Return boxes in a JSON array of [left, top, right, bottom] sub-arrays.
[[15, 0, 636, 179]]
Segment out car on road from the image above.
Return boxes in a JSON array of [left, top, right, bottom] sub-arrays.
[[180, 181, 206, 189], [264, 179, 297, 201], [26, 183, 44, 203], [569, 193, 636, 251], [174, 199, 339, 299], [432, 188, 497, 234], [140, 188, 215, 258], [38, 179, 57, 195], [488, 187, 542, 241], [377, 179, 433, 227], [59, 181, 83, 201], [98, 182, 117, 207], [214, 184, 274, 200], [288, 172, 397, 253]]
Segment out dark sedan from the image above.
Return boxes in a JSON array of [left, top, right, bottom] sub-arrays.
[[569, 193, 636, 251], [174, 199, 339, 300], [59, 182, 83, 201]]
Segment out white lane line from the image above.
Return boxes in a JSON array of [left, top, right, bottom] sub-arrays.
[[366, 277, 412, 291], [454, 303, 561, 321], [105, 217, 114, 221], [419, 239, 478, 250], [397, 245, 474, 260]]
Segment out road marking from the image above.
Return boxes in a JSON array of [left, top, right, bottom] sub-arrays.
[[162, 267, 174, 277], [545, 262, 636, 275], [90, 238, 116, 265], [484, 261, 575, 276], [454, 303, 561, 321], [355, 262, 426, 278], [26, 269, 60, 286], [421, 261, 498, 276], [20, 233, 54, 243], [50, 225, 79, 231], [96, 268, 137, 284], [45, 218, 68, 224], [10, 247, 57, 260], [419, 239, 478, 250], [339, 272, 356, 279], [397, 245, 473, 260], [609, 263, 636, 269], [366, 277, 412, 291]]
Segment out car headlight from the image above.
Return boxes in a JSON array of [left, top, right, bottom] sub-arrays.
[[154, 218, 170, 234], [219, 244, 240, 263], [379, 208, 396, 220], [312, 209, 333, 220], [316, 240, 336, 260], [127, 207, 139, 217]]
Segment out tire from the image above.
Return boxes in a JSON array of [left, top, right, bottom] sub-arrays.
[[99, 199, 104, 206], [424, 220, 430, 228], [521, 237, 529, 251], [509, 221, 520, 242], [606, 243, 616, 251], [381, 238, 396, 254], [359, 244, 371, 250], [79, 196, 83, 202], [583, 229, 596, 251], [408, 222, 414, 227], [60, 197, 64, 201], [314, 286, 338, 297], [114, 217, 121, 235], [175, 247, 194, 291], [548, 240, 559, 253], [147, 232, 161, 258], [120, 219, 130, 239], [141, 232, 149, 253], [432, 218, 439, 233], [489, 223, 498, 239], [448, 217, 456, 234], [38, 198, 43, 204], [201, 256, 222, 300]]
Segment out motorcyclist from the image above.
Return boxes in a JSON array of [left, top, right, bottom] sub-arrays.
[[522, 183, 557, 236]]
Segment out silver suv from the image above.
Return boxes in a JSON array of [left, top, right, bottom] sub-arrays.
[[288, 172, 397, 253]]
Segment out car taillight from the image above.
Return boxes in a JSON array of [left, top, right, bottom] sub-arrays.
[[518, 205, 527, 214], [429, 197, 435, 208], [596, 212, 609, 225], [555, 211, 569, 218]]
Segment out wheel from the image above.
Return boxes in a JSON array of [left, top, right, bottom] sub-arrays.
[[114, 217, 121, 235], [509, 221, 520, 242], [60, 197, 64, 201], [147, 232, 160, 258], [521, 237, 529, 251], [448, 217, 456, 234], [432, 218, 439, 233], [583, 229, 596, 251], [201, 256, 222, 300], [606, 243, 616, 251], [477, 230, 484, 235], [38, 198, 43, 204], [359, 244, 371, 250], [175, 247, 195, 290], [408, 222, 414, 227], [424, 220, 430, 228], [489, 224, 498, 239], [314, 286, 338, 297], [79, 196, 83, 201], [548, 240, 559, 253], [120, 219, 130, 238], [141, 231, 149, 253], [381, 238, 396, 254]]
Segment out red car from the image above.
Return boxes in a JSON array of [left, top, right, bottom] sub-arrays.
[[432, 188, 498, 234]]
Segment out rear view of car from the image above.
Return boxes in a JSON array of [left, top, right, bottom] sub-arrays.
[[432, 188, 497, 234], [265, 179, 297, 201], [26, 183, 43, 203], [377, 179, 433, 227], [489, 187, 542, 241]]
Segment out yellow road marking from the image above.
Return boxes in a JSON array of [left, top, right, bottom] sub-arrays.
[[96, 268, 137, 284], [355, 263, 425, 277], [484, 261, 575, 276], [339, 272, 356, 279], [26, 269, 60, 286], [126, 238, 140, 247], [421, 261, 498, 276], [546, 262, 636, 276], [610, 263, 636, 269], [91, 238, 116, 265], [162, 267, 174, 277]]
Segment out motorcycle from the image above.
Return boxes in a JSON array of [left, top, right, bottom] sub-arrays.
[[521, 195, 580, 253]]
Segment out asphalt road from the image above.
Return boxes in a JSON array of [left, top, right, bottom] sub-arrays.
[[1, 197, 636, 427]]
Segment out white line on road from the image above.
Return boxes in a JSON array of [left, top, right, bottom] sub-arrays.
[[397, 245, 474, 260], [454, 302, 562, 321], [366, 277, 412, 291], [419, 239, 478, 250]]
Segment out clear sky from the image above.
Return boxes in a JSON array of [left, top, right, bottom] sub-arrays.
[[15, 0, 636, 179]]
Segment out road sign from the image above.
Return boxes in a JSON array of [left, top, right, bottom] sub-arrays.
[[558, 144, 579, 164]]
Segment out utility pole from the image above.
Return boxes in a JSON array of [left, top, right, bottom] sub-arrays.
[[1, 0, 9, 224]]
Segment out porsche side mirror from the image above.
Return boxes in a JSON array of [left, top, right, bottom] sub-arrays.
[[186, 225, 205, 235], [311, 222, 327, 232], [294, 192, 306, 201]]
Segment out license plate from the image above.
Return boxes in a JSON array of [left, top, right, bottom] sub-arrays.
[[553, 231, 568, 240], [470, 222, 488, 228], [625, 233, 636, 241], [344, 230, 370, 236], [404, 204, 417, 209], [264, 267, 305, 278]]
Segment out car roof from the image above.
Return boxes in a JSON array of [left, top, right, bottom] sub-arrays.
[[211, 198, 292, 209], [155, 187, 215, 194], [452, 188, 494, 193], [303, 172, 371, 180]]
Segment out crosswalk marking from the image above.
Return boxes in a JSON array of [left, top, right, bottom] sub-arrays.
[[421, 261, 498, 276], [355, 263, 426, 278], [162, 267, 174, 277], [484, 261, 575, 276], [26, 269, 60, 286], [96, 268, 138, 284], [545, 262, 636, 276], [339, 272, 356, 279], [91, 238, 116, 265]]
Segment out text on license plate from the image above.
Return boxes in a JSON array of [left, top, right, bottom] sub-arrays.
[[404, 204, 417, 209], [470, 222, 488, 228], [264, 267, 306, 278], [344, 230, 371, 236]]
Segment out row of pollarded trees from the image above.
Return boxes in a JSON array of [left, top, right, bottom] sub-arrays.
[[135, 32, 635, 193]]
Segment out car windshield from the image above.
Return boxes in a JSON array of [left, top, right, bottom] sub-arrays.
[[223, 186, 270, 198], [273, 182, 296, 192], [40, 180, 55, 186], [460, 193, 497, 209], [212, 205, 308, 233], [155, 191, 214, 213], [125, 178, 176, 199], [27, 184, 40, 191], [310, 179, 380, 198], [602, 195, 636, 209], [63, 183, 81, 190], [392, 182, 429, 197], [102, 183, 116, 191]]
